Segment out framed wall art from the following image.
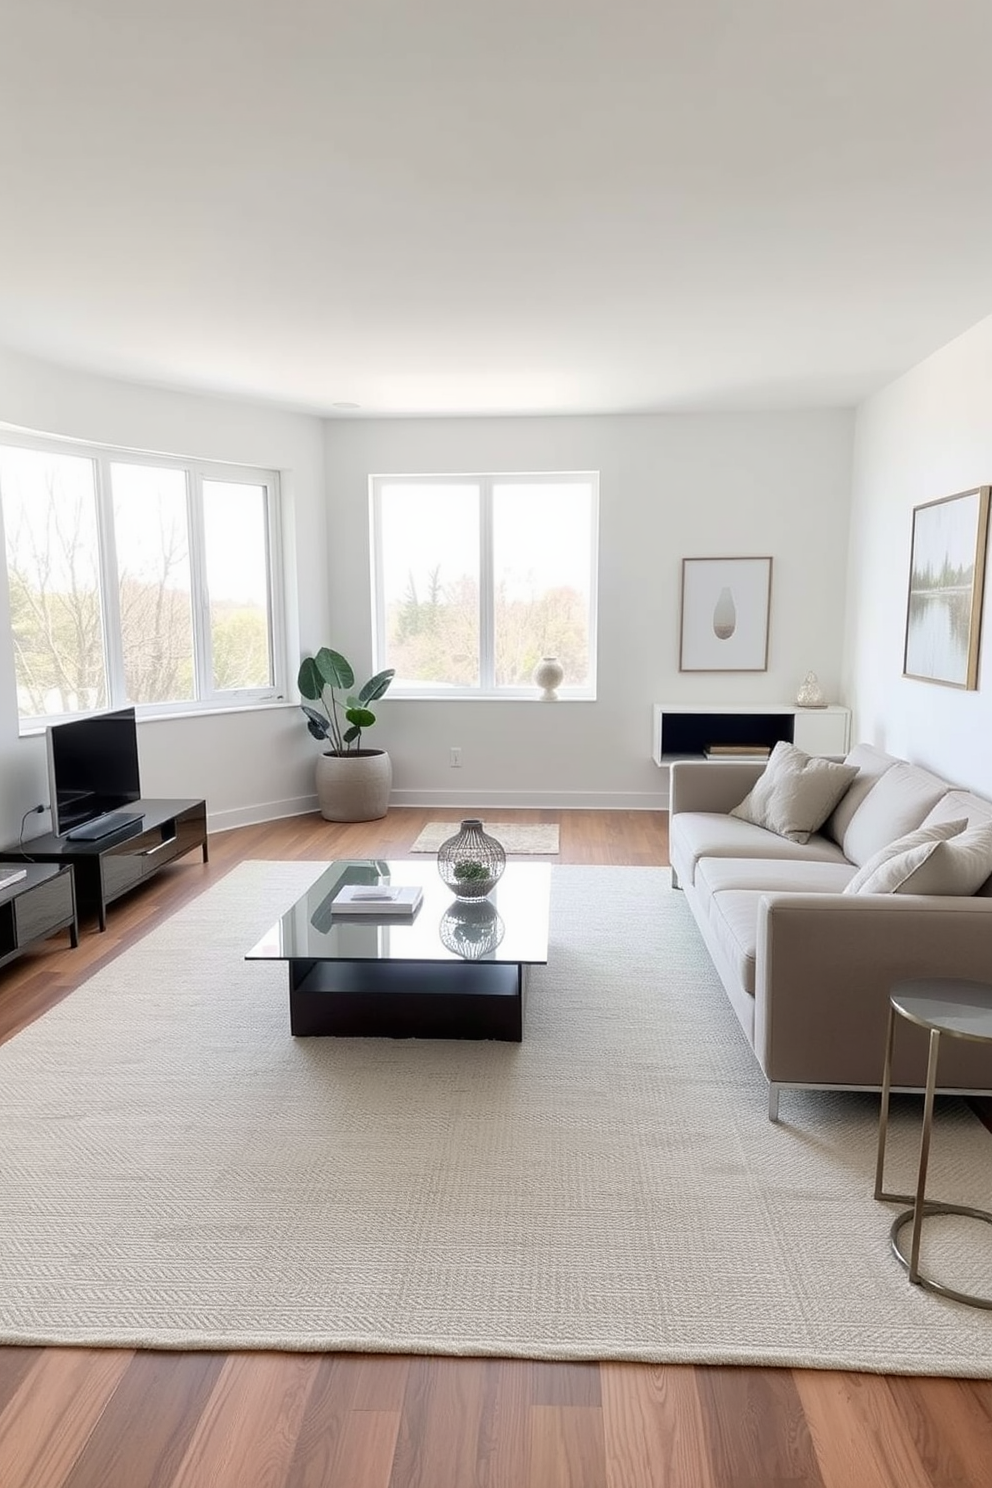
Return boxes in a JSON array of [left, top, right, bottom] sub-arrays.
[[903, 486, 990, 690], [679, 556, 772, 672]]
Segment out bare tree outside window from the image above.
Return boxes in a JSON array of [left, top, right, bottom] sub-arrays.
[[111, 463, 195, 704], [379, 484, 481, 687], [203, 480, 273, 691], [373, 475, 597, 693], [0, 447, 108, 715], [0, 439, 282, 725]]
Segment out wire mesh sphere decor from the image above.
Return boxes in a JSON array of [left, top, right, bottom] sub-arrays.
[[437, 818, 507, 899], [438, 899, 505, 959]]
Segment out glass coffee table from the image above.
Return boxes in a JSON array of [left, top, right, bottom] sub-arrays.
[[246, 859, 551, 1041]]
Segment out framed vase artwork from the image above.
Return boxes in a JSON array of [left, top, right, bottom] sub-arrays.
[[679, 556, 773, 672], [903, 486, 990, 690]]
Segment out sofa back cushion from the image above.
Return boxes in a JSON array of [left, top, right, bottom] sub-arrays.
[[822, 743, 897, 847], [838, 759, 950, 867], [921, 789, 992, 896], [728, 742, 858, 844]]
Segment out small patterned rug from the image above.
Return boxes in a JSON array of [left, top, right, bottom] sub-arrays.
[[410, 822, 559, 854]]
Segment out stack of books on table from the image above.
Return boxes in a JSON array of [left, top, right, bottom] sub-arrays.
[[330, 884, 423, 916], [703, 744, 772, 762]]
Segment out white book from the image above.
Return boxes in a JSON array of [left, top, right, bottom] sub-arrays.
[[331, 883, 423, 916], [0, 867, 27, 891]]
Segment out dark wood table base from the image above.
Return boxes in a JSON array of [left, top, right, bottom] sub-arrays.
[[288, 958, 527, 1040]]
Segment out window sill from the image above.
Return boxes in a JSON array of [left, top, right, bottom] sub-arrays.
[[385, 692, 597, 703], [18, 698, 295, 739]]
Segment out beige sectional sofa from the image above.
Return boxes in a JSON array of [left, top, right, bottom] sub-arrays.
[[669, 744, 992, 1120]]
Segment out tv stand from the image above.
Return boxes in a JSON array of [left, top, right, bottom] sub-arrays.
[[5, 798, 207, 931]]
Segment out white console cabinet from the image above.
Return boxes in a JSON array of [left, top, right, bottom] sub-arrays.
[[652, 702, 851, 765]]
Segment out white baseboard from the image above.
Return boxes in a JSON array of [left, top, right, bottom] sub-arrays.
[[387, 788, 668, 811], [207, 795, 318, 834], [210, 789, 669, 833], [212, 785, 672, 833]]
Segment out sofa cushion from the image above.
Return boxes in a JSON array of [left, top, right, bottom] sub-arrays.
[[729, 742, 858, 844], [921, 789, 992, 832], [695, 857, 855, 915], [921, 791, 992, 897], [822, 743, 897, 846], [670, 812, 850, 887], [862, 822, 992, 897], [838, 760, 950, 867], [706, 890, 761, 997], [844, 819, 967, 895]]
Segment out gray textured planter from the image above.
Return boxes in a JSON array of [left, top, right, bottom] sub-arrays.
[[315, 749, 392, 822]]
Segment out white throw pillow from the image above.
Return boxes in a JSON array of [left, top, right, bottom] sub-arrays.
[[729, 741, 859, 844], [844, 818, 968, 895], [888, 821, 992, 896]]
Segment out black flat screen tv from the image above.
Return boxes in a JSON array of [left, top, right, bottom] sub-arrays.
[[46, 707, 142, 838]]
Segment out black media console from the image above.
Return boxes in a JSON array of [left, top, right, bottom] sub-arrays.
[[4, 798, 208, 931]]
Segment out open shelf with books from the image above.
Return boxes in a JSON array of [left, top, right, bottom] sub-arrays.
[[652, 702, 850, 764]]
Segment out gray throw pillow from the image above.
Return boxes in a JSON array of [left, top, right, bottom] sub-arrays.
[[843, 819, 967, 895], [729, 741, 859, 844]]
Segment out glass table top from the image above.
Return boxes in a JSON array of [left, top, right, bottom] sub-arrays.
[[246, 859, 551, 966]]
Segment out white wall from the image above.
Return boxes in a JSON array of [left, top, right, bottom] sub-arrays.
[[846, 312, 992, 795], [0, 346, 328, 844], [325, 411, 854, 809]]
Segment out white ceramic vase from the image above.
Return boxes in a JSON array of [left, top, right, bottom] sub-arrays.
[[533, 656, 564, 701]]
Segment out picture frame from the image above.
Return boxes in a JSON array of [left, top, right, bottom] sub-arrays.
[[903, 486, 990, 690], [679, 556, 772, 672]]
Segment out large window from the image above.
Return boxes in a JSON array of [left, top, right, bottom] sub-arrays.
[[371, 473, 598, 696], [0, 435, 283, 726]]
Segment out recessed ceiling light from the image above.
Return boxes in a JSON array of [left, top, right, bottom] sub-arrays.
[[331, 401, 361, 410]]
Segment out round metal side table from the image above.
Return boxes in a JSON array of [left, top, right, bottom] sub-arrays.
[[873, 977, 992, 1309]]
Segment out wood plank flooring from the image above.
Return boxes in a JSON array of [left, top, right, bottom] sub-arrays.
[[0, 806, 989, 1488]]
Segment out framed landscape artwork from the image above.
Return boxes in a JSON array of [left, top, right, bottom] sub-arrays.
[[679, 556, 772, 672], [903, 486, 990, 690]]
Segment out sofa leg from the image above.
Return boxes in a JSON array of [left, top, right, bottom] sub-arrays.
[[671, 867, 681, 890], [768, 1084, 781, 1123]]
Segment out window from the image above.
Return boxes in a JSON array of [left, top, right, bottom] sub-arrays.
[[0, 435, 283, 726], [371, 473, 598, 696]]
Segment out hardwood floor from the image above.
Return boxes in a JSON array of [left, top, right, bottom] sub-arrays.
[[0, 807, 989, 1488]]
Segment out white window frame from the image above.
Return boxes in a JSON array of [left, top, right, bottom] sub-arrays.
[[370, 471, 599, 700], [0, 429, 286, 730]]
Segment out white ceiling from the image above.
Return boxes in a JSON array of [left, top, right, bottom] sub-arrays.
[[3, 0, 992, 417]]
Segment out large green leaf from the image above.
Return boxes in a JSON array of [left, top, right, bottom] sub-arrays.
[[358, 668, 395, 705], [297, 656, 326, 701], [345, 706, 376, 729], [301, 704, 330, 740], [314, 648, 354, 691]]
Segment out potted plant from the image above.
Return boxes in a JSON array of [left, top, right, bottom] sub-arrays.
[[298, 648, 395, 821]]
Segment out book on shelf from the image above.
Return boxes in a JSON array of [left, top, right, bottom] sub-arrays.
[[0, 867, 28, 891], [704, 744, 771, 760], [331, 883, 423, 916]]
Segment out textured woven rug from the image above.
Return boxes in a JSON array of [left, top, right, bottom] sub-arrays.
[[410, 821, 559, 853], [1, 861, 991, 1371]]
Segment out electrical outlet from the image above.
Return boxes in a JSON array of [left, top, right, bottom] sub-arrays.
[[449, 746, 462, 768]]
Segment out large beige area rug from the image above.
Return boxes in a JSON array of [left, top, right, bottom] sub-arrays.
[[410, 821, 559, 853], [1, 862, 991, 1372]]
